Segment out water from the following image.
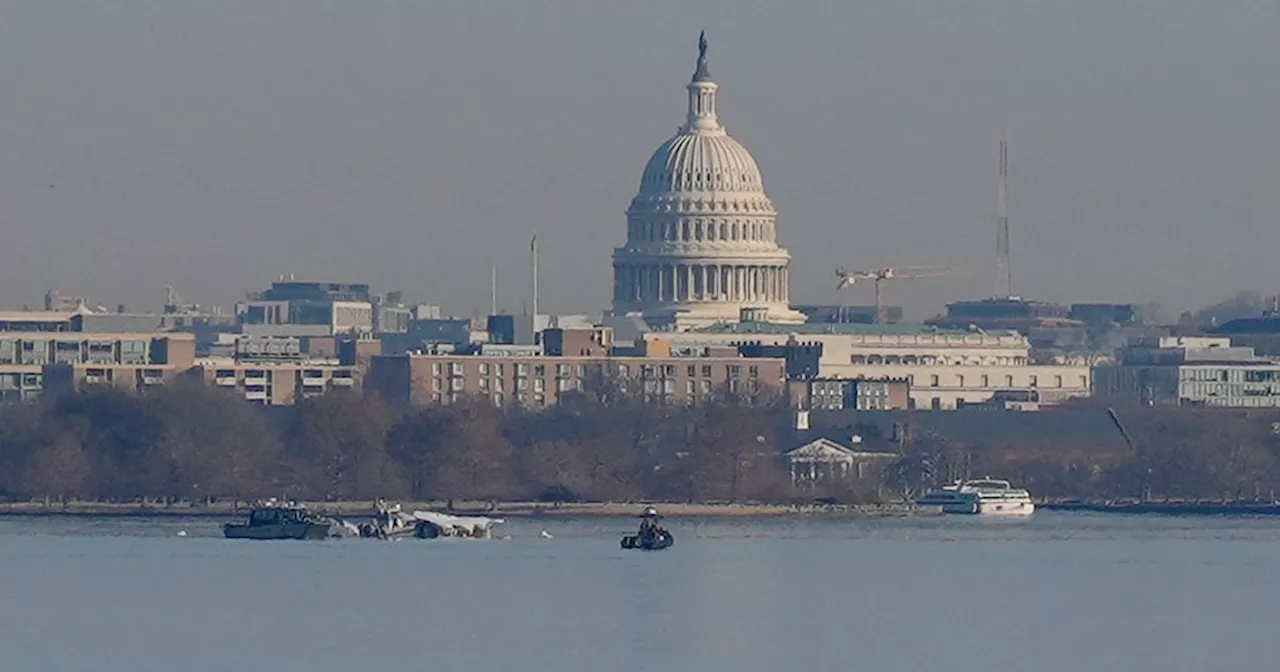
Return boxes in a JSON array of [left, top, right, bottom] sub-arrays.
[[1, 512, 1277, 671]]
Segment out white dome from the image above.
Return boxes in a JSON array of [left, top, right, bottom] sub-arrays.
[[638, 133, 765, 196], [610, 33, 806, 330]]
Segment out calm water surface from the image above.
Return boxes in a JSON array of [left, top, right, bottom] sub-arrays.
[[1, 512, 1277, 671]]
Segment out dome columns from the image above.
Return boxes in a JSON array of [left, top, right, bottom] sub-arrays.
[[612, 261, 790, 305]]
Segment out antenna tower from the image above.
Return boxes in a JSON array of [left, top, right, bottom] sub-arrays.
[[995, 137, 1011, 299]]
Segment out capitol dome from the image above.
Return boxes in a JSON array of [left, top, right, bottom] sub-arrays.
[[611, 33, 804, 329]]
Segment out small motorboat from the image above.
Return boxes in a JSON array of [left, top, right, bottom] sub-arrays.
[[621, 529, 675, 550], [223, 500, 335, 540], [621, 506, 675, 551]]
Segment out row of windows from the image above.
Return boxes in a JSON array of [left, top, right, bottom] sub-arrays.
[[428, 361, 762, 380], [851, 354, 1029, 367], [628, 218, 773, 244], [921, 374, 1084, 389]]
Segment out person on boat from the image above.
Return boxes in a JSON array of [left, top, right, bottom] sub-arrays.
[[637, 506, 661, 542]]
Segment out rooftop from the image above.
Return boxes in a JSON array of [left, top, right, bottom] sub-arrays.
[[696, 321, 1021, 337]]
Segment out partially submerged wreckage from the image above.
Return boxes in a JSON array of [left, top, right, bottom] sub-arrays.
[[352, 503, 506, 540], [224, 499, 504, 541]]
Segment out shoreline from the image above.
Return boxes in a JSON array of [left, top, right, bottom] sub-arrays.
[[7, 500, 1280, 519], [0, 500, 932, 520]]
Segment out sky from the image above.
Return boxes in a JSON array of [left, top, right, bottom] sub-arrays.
[[2, 1, 1279, 318]]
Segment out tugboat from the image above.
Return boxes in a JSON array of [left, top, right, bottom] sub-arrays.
[[621, 506, 675, 550], [223, 500, 335, 540]]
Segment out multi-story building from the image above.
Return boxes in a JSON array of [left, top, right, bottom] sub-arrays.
[[1094, 336, 1280, 407], [645, 322, 1092, 409], [365, 347, 787, 409], [791, 377, 911, 411], [35, 334, 197, 399], [186, 360, 359, 405], [237, 281, 375, 337]]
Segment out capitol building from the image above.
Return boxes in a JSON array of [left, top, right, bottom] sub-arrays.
[[610, 34, 806, 330]]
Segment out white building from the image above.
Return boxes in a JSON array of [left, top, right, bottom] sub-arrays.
[[645, 322, 1092, 409], [1095, 336, 1280, 407], [610, 33, 805, 330]]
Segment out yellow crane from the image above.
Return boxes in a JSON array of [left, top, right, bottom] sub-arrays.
[[834, 265, 963, 324]]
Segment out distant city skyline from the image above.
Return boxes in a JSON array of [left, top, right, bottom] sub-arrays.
[[3, 2, 1279, 318]]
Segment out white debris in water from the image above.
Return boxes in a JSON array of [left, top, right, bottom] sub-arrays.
[[177, 530, 187, 537], [539, 530, 553, 539]]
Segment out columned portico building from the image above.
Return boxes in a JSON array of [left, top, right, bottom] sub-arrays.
[[611, 33, 805, 330]]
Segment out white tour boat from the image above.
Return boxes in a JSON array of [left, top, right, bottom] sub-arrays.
[[916, 478, 1035, 516]]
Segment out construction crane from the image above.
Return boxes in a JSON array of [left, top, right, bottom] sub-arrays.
[[834, 265, 963, 324]]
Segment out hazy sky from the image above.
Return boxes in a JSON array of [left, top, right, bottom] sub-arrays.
[[3, 2, 1280, 318]]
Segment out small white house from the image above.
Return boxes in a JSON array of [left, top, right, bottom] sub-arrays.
[[783, 437, 899, 485]]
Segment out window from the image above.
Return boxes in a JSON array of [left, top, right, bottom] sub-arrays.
[[432, 378, 442, 391], [662, 365, 676, 377], [700, 379, 711, 395], [956, 375, 965, 387], [981, 375, 989, 387], [701, 365, 712, 377], [930, 375, 939, 387], [450, 362, 463, 376], [479, 363, 490, 375], [495, 363, 505, 377], [1054, 375, 1063, 388], [1029, 375, 1038, 388], [557, 364, 570, 377], [931, 397, 942, 410], [686, 379, 695, 395], [534, 378, 545, 392], [431, 362, 441, 375], [516, 363, 528, 376], [535, 365, 546, 377], [518, 378, 529, 391], [728, 365, 742, 378], [688, 365, 697, 377], [480, 378, 490, 391], [749, 366, 759, 379], [493, 394, 504, 407], [618, 364, 630, 377], [493, 378, 504, 392], [1005, 374, 1014, 387]]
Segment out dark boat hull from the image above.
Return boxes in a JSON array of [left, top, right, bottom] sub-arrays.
[[621, 532, 675, 551], [223, 521, 331, 540]]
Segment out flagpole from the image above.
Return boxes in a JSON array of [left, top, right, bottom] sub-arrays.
[[530, 234, 538, 322]]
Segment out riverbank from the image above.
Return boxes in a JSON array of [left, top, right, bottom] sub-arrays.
[[0, 500, 933, 519], [1041, 501, 1280, 516]]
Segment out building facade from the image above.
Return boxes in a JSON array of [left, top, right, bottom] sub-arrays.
[[610, 34, 805, 329], [1094, 336, 1280, 407], [647, 323, 1092, 409], [366, 351, 787, 408]]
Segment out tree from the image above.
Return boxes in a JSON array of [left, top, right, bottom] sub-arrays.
[[21, 430, 91, 504], [282, 392, 403, 500]]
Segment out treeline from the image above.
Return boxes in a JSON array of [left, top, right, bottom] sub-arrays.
[[0, 383, 813, 504], [6, 384, 1280, 505], [885, 402, 1280, 502]]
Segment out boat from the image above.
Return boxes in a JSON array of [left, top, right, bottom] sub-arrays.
[[621, 506, 675, 550], [223, 501, 336, 540], [621, 529, 675, 550], [916, 478, 1035, 516]]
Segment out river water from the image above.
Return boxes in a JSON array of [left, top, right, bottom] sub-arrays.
[[0, 512, 1276, 671]]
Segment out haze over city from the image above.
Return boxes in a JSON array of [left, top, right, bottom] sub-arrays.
[[3, 1, 1279, 317]]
